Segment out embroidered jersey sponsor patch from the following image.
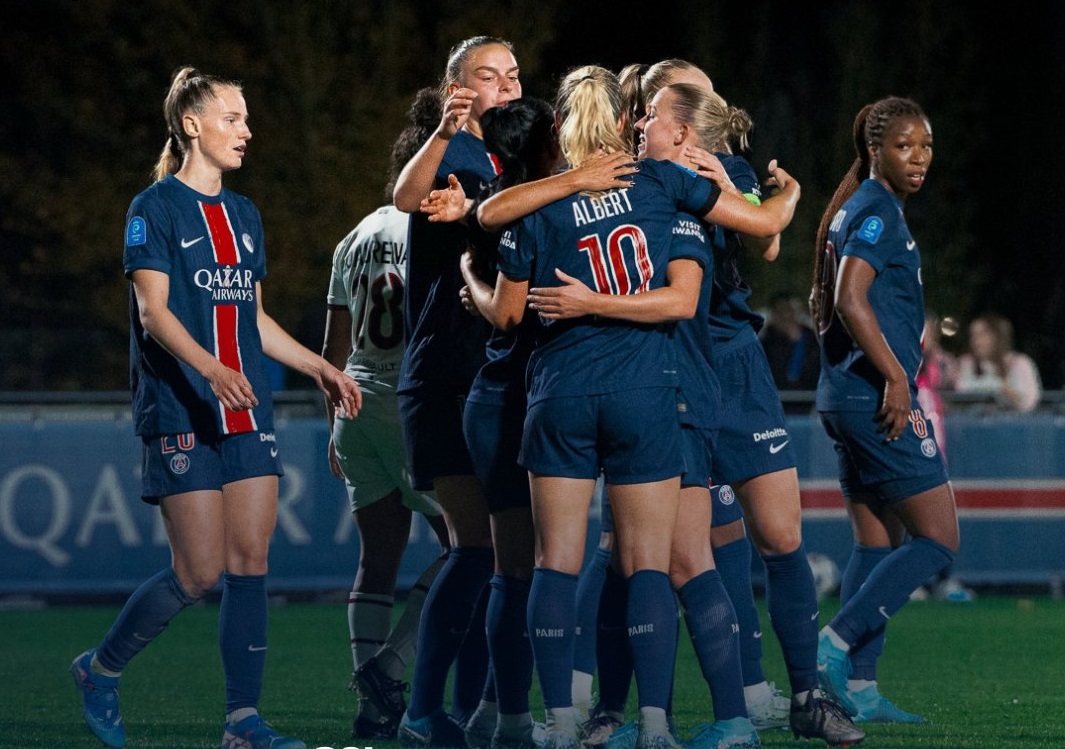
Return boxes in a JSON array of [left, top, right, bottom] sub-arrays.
[[858, 216, 884, 243], [126, 216, 147, 246]]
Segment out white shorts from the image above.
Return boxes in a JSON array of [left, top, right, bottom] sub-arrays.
[[332, 380, 441, 516]]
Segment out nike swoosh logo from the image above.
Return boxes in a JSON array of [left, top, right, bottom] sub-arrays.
[[878, 606, 891, 620], [753, 631, 763, 639], [248, 645, 268, 652], [181, 236, 205, 248], [132, 632, 153, 641], [270, 447, 278, 458], [906, 240, 916, 250], [769, 440, 789, 454]]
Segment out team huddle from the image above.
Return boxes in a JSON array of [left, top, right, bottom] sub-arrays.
[[69, 32, 958, 749]]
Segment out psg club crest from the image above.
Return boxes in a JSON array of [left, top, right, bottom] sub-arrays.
[[169, 452, 191, 475]]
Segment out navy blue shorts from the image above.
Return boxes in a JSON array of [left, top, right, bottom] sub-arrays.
[[140, 430, 282, 505], [464, 399, 531, 513], [819, 409, 950, 502], [711, 338, 796, 484], [710, 483, 744, 527], [520, 388, 683, 485], [399, 390, 475, 491]]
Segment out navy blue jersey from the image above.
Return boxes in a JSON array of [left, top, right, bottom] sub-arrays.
[[816, 178, 925, 411], [123, 175, 273, 438], [670, 216, 721, 430], [708, 152, 765, 348], [497, 158, 719, 406], [398, 129, 500, 395]]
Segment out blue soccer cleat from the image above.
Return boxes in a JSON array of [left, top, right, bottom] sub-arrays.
[[817, 630, 858, 716], [849, 684, 926, 724], [70, 649, 126, 748], [683, 717, 760, 749], [603, 721, 637, 749], [399, 708, 468, 748], [635, 728, 680, 749], [220, 713, 306, 749]]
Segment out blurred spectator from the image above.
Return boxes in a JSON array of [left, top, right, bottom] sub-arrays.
[[759, 292, 820, 412], [956, 313, 1042, 413], [916, 310, 957, 445]]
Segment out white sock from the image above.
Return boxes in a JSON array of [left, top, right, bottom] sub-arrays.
[[226, 707, 258, 725], [348, 591, 392, 672], [385, 555, 446, 672], [546, 707, 578, 736], [90, 654, 122, 678], [638, 706, 668, 736], [572, 669, 594, 707], [743, 680, 772, 703]]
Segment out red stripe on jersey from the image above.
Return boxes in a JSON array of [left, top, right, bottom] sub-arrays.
[[201, 202, 240, 265], [215, 304, 255, 434], [488, 152, 503, 176]]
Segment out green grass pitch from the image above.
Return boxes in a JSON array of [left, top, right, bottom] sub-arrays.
[[4, 595, 1064, 748]]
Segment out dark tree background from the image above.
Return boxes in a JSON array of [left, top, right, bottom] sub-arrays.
[[2, 0, 1062, 390]]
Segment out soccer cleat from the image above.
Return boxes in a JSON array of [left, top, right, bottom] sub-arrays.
[[465, 701, 499, 748], [635, 729, 679, 749], [491, 721, 547, 749], [542, 729, 581, 749], [581, 713, 624, 748], [683, 718, 760, 749], [400, 709, 468, 748], [933, 578, 975, 603], [70, 649, 126, 748], [816, 631, 857, 716], [848, 685, 926, 724], [353, 656, 410, 723], [745, 682, 791, 730], [220, 713, 306, 749], [352, 709, 399, 740], [603, 721, 638, 749], [789, 690, 864, 747]]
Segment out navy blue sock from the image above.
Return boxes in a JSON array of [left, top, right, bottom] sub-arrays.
[[486, 575, 533, 714], [574, 546, 611, 676], [528, 567, 578, 709], [763, 543, 820, 694], [714, 537, 765, 687], [627, 570, 677, 711], [97, 567, 197, 672], [833, 537, 954, 659], [596, 565, 632, 712], [219, 573, 267, 713], [408, 545, 494, 720], [452, 580, 491, 724], [839, 544, 891, 681], [678, 570, 746, 721]]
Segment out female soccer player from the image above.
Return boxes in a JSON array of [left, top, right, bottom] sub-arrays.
[[388, 36, 522, 747], [323, 86, 451, 741], [573, 59, 861, 749], [656, 60, 860, 743], [472, 64, 799, 749], [811, 95, 959, 724], [70, 66, 362, 749]]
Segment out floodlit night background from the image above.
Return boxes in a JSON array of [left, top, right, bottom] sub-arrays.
[[2, 0, 1063, 391]]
